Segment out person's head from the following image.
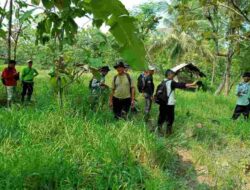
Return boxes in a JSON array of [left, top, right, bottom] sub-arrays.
[[99, 66, 110, 76], [148, 65, 155, 75], [114, 60, 126, 75], [243, 72, 250, 82], [165, 69, 176, 80], [8, 60, 16, 69], [27, 60, 33, 68]]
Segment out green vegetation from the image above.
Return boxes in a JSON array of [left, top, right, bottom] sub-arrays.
[[0, 72, 249, 189], [0, 0, 250, 189]]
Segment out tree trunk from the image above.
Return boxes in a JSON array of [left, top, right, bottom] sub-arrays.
[[211, 61, 216, 86], [214, 72, 226, 95], [224, 54, 232, 95], [13, 24, 23, 60], [8, 0, 13, 62], [57, 77, 63, 108]]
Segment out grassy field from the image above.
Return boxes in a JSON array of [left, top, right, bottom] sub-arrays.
[[0, 67, 249, 189]]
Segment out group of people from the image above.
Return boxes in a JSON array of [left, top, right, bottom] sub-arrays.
[[1, 59, 249, 135], [1, 60, 39, 107], [90, 60, 250, 135], [90, 60, 198, 135]]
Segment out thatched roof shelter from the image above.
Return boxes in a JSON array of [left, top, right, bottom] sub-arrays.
[[171, 63, 206, 83]]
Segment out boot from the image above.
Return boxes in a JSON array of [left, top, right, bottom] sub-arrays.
[[166, 125, 173, 135]]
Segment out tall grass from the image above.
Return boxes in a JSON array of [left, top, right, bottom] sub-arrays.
[[0, 70, 249, 189]]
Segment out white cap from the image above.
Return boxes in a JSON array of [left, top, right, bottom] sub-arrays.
[[148, 65, 155, 71]]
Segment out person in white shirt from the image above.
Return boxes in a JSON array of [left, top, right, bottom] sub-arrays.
[[157, 69, 197, 135]]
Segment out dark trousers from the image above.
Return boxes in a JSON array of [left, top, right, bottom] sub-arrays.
[[232, 105, 249, 120], [21, 82, 34, 101], [113, 97, 131, 119], [158, 104, 175, 134]]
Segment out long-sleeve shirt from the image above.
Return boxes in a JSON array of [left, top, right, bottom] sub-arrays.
[[1, 67, 18, 86], [236, 82, 250, 106], [165, 79, 186, 105], [143, 75, 155, 96], [21, 67, 39, 83]]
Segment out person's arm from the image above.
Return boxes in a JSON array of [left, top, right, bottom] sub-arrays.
[[131, 87, 135, 106], [236, 85, 241, 96], [171, 81, 197, 89], [34, 69, 39, 77], [1, 69, 5, 79], [109, 78, 115, 107], [185, 82, 198, 88], [21, 68, 26, 81]]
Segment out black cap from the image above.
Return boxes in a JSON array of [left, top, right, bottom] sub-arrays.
[[9, 60, 16, 64], [99, 66, 110, 72], [114, 60, 126, 69], [243, 72, 250, 77], [165, 69, 176, 76]]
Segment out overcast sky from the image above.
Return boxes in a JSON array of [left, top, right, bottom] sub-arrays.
[[0, 0, 163, 31], [121, 0, 149, 9], [0, 0, 151, 8]]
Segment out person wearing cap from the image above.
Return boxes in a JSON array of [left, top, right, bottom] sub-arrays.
[[232, 72, 250, 120], [21, 60, 39, 102], [109, 60, 135, 119], [141, 65, 155, 121], [157, 69, 197, 135], [1, 60, 19, 107], [90, 66, 110, 110]]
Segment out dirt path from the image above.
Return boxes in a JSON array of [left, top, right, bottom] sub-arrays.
[[176, 149, 215, 189]]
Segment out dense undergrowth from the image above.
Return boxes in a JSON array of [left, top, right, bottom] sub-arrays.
[[0, 68, 249, 189]]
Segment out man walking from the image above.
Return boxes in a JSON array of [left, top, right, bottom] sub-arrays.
[[232, 72, 250, 120], [156, 69, 197, 135], [138, 66, 155, 121], [21, 60, 39, 102], [1, 60, 19, 107], [109, 61, 135, 119]]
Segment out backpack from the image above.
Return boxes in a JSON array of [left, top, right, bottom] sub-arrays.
[[155, 80, 171, 105], [114, 73, 132, 94], [89, 78, 94, 89], [137, 74, 145, 93]]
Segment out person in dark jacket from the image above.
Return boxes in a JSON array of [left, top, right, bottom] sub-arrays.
[[142, 66, 155, 121], [157, 69, 197, 135]]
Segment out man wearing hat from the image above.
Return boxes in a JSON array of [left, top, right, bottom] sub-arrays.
[[232, 72, 250, 120], [141, 65, 155, 121], [157, 69, 197, 135], [1, 60, 19, 107], [90, 66, 110, 110], [21, 60, 39, 102], [109, 60, 135, 119]]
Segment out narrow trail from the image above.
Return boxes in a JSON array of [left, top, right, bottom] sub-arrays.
[[176, 149, 215, 189]]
